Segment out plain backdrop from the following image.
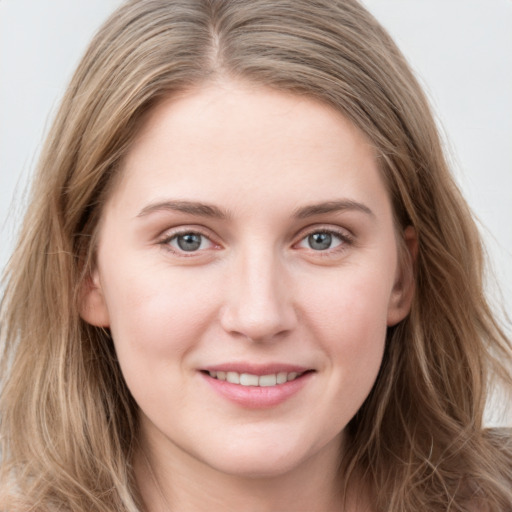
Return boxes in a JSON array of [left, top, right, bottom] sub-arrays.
[[0, 1, 511, 424]]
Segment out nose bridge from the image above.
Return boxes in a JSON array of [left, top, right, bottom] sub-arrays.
[[220, 242, 296, 342]]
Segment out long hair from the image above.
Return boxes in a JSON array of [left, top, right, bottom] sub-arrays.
[[1, 0, 511, 510]]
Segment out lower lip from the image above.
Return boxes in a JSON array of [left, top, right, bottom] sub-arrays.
[[201, 372, 313, 409]]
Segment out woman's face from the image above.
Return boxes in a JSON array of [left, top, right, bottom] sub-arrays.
[[81, 81, 414, 478]]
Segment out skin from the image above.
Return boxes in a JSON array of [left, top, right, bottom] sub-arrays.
[[81, 80, 416, 511]]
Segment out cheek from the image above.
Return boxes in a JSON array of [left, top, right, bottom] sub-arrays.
[[99, 264, 223, 415], [301, 264, 392, 380], [304, 264, 392, 339], [101, 262, 219, 362], [283, 266, 391, 443]]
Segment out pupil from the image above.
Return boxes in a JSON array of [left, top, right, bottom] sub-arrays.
[[309, 232, 332, 250], [177, 233, 201, 251]]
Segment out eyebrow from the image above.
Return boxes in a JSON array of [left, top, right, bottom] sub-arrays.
[[136, 198, 374, 220], [293, 200, 375, 219], [137, 200, 229, 219]]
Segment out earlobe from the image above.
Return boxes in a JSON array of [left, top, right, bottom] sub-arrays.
[[79, 270, 110, 327], [387, 226, 417, 326]]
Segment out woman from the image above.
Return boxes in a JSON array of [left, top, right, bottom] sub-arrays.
[[1, 0, 511, 510]]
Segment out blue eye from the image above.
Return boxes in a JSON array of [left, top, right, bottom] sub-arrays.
[[167, 232, 213, 252], [298, 231, 345, 251]]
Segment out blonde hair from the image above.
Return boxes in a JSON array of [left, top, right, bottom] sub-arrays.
[[1, 0, 511, 510]]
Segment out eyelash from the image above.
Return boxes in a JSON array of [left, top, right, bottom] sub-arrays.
[[158, 226, 354, 257]]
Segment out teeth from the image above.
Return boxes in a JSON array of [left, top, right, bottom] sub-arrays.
[[259, 374, 277, 387], [240, 373, 259, 386], [208, 370, 303, 386], [226, 371, 240, 384], [276, 372, 287, 384]]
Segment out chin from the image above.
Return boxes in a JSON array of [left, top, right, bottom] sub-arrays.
[[197, 436, 327, 480], [209, 455, 305, 479]]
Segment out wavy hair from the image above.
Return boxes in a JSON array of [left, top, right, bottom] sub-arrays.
[[1, 0, 511, 510]]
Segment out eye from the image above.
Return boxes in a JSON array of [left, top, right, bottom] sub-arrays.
[[296, 230, 349, 251], [165, 231, 214, 253]]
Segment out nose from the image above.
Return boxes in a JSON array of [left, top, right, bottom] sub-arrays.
[[219, 247, 297, 343]]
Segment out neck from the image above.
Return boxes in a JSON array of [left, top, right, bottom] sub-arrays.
[[134, 426, 372, 512]]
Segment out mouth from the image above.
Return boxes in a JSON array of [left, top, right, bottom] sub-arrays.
[[201, 369, 313, 387], [199, 363, 315, 407]]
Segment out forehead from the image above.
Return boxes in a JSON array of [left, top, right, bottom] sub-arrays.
[[105, 81, 391, 222]]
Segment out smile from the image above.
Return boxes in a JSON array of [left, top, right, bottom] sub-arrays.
[[206, 370, 305, 387], [200, 366, 315, 408]]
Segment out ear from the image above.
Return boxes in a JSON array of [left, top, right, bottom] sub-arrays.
[[387, 226, 417, 327], [79, 269, 110, 327]]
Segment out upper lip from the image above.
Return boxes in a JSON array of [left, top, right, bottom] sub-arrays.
[[201, 363, 313, 376]]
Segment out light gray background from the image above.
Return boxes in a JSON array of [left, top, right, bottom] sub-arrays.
[[1, 1, 511, 423]]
